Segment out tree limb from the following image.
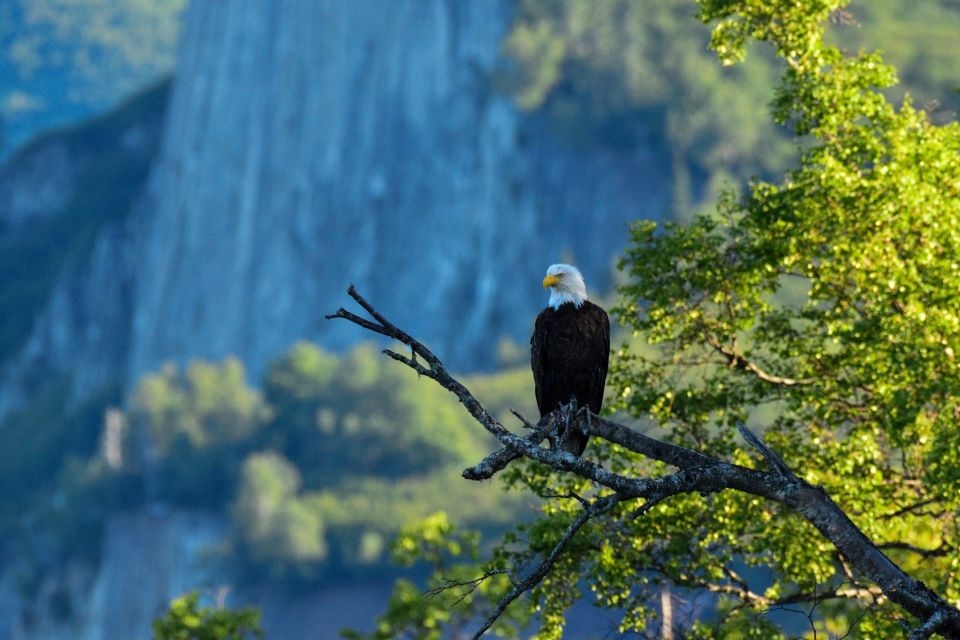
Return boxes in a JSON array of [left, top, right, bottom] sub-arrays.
[[912, 609, 950, 640], [638, 561, 882, 611], [327, 287, 960, 639], [462, 411, 554, 480], [706, 336, 814, 387]]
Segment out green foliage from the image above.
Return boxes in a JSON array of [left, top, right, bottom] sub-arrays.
[[133, 358, 269, 452], [264, 342, 485, 485], [129, 357, 269, 508], [152, 592, 263, 640], [232, 451, 328, 575], [305, 473, 523, 573], [118, 343, 528, 580], [826, 0, 960, 120], [593, 0, 958, 635], [341, 513, 527, 640], [501, 0, 797, 213]]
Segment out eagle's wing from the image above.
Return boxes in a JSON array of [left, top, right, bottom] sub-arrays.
[[531, 309, 553, 417], [590, 303, 610, 414]]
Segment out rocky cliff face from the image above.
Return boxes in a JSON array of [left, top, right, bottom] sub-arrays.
[[0, 141, 77, 234], [2, 0, 669, 407], [125, 0, 669, 381], [0, 511, 226, 640]]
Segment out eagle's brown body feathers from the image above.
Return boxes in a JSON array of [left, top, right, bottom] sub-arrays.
[[531, 299, 609, 455]]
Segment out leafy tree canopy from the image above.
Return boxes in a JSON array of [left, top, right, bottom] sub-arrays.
[[232, 451, 328, 570], [132, 358, 269, 453], [152, 592, 263, 640], [341, 513, 528, 640]]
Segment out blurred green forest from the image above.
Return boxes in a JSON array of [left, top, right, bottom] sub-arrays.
[[1, 342, 534, 586]]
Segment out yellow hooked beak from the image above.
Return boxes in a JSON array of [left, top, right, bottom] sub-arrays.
[[543, 274, 561, 288]]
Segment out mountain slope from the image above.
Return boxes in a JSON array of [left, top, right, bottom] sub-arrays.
[[0, 80, 168, 413], [1, 0, 670, 413], [124, 0, 669, 381]]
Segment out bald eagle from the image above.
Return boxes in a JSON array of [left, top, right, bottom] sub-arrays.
[[531, 264, 610, 455]]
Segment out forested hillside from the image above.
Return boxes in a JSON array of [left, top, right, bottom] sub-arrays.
[[2, 342, 530, 581]]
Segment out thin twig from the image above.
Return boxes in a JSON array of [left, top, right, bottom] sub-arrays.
[[707, 337, 813, 386], [424, 568, 516, 605], [470, 494, 620, 639], [836, 603, 872, 640]]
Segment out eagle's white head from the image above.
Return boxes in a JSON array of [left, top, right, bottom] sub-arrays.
[[542, 263, 588, 309]]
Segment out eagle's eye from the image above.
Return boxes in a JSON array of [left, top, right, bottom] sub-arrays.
[[557, 273, 565, 278]]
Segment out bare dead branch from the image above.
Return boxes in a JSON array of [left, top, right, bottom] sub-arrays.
[[327, 287, 960, 639], [707, 336, 813, 386], [911, 609, 950, 640], [736, 421, 800, 481], [586, 415, 715, 469], [462, 412, 553, 480], [463, 447, 526, 481], [510, 409, 539, 431], [382, 348, 431, 376]]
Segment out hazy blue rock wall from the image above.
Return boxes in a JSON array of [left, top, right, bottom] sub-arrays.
[[126, 0, 669, 381], [0, 86, 165, 415], [0, 141, 76, 233], [2, 0, 670, 402], [0, 511, 226, 640]]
